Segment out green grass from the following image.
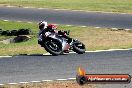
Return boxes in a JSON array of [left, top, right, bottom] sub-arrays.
[[0, 20, 132, 55], [0, 0, 132, 13]]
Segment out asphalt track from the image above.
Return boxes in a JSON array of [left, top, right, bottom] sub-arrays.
[[0, 6, 132, 88], [0, 50, 132, 88], [0, 6, 132, 29]]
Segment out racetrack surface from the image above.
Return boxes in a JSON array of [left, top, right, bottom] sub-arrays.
[[0, 50, 132, 88], [0, 6, 132, 88], [0, 6, 132, 29]]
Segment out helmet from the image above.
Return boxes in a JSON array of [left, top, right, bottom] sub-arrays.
[[39, 21, 48, 30], [47, 24, 58, 30]]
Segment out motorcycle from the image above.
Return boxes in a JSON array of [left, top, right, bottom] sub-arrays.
[[38, 31, 86, 56]]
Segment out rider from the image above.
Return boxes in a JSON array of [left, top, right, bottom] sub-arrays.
[[38, 21, 73, 44]]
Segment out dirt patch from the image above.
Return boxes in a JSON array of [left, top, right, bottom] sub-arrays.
[[1, 81, 96, 88], [0, 35, 31, 44]]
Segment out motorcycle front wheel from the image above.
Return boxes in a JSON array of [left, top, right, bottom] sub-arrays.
[[72, 41, 86, 54]]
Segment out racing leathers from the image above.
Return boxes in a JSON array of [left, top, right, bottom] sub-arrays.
[[38, 27, 72, 45]]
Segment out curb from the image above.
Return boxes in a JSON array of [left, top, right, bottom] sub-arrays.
[[1, 5, 132, 15], [0, 78, 76, 86], [0, 48, 132, 58], [1, 19, 132, 31]]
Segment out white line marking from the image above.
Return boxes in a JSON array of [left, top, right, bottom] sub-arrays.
[[54, 9, 60, 11], [80, 26, 87, 27], [66, 25, 72, 27], [2, 49, 132, 57], [42, 80, 53, 82], [43, 53, 51, 55], [6, 6, 14, 7], [95, 27, 101, 29], [0, 48, 131, 58], [85, 48, 132, 53], [30, 81, 41, 83], [56, 79, 67, 81], [4, 5, 132, 15], [67, 78, 76, 80], [23, 7, 30, 8], [125, 29, 131, 31], [8, 83, 18, 85], [54, 9, 69, 11], [17, 21, 22, 22], [71, 10, 84, 12], [38, 8, 44, 10], [69, 52, 76, 54], [0, 84, 4, 86], [0, 56, 12, 58], [27, 22, 33, 24], [53, 8, 131, 15], [109, 48, 132, 50], [120, 13, 127, 14], [28, 7, 35, 9], [3, 20, 9, 22], [52, 24, 58, 25], [19, 82, 29, 84], [111, 28, 118, 30]]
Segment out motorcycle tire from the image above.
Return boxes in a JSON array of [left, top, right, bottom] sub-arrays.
[[73, 42, 86, 54], [43, 39, 62, 56]]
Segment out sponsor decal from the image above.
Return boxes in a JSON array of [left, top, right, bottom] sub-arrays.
[[76, 67, 131, 85]]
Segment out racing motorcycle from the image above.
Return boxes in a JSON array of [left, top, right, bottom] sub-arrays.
[[38, 31, 86, 56]]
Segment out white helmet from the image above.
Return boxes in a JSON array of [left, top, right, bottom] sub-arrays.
[[39, 21, 48, 29]]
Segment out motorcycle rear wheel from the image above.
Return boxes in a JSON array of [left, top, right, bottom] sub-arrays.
[[43, 39, 62, 56]]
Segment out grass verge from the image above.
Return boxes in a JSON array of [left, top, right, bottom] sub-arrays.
[[0, 0, 132, 13], [0, 20, 132, 56]]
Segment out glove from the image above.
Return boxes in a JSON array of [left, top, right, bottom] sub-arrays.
[[58, 30, 64, 35], [64, 30, 70, 35]]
